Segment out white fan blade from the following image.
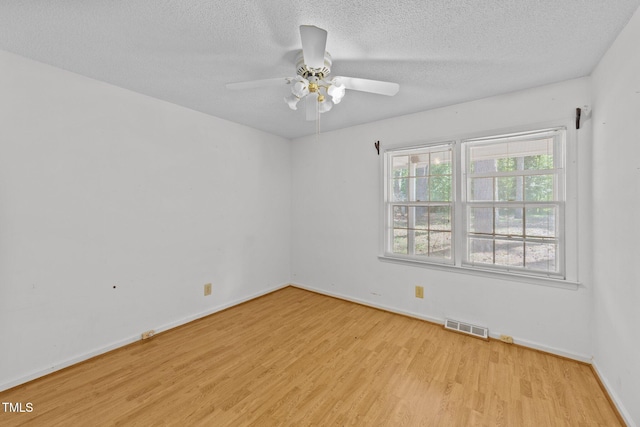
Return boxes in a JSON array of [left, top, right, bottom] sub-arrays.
[[306, 92, 318, 121], [335, 76, 399, 96], [300, 25, 327, 69], [226, 77, 290, 91]]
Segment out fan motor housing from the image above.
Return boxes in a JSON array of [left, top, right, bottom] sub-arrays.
[[296, 50, 332, 79]]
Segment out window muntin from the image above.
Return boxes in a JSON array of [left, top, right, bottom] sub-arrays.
[[385, 144, 454, 262], [463, 129, 564, 275]]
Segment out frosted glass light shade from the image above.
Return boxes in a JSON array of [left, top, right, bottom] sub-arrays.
[[292, 77, 310, 98], [318, 99, 333, 113], [327, 80, 345, 104], [284, 94, 300, 110]]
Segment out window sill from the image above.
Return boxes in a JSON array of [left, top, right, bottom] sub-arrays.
[[377, 255, 580, 290]]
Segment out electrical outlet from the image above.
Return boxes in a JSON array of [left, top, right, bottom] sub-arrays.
[[500, 334, 514, 344], [415, 286, 424, 299], [141, 330, 155, 340], [204, 283, 212, 296]]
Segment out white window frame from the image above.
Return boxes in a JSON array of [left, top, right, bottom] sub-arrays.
[[379, 121, 579, 290], [461, 128, 565, 277], [382, 142, 455, 265]]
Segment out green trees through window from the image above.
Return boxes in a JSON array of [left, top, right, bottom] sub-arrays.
[[389, 147, 453, 260], [465, 133, 562, 273], [384, 128, 566, 278]]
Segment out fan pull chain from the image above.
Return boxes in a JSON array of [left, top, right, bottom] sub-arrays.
[[316, 102, 320, 142]]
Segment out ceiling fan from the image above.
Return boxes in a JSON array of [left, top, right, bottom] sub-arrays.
[[226, 25, 400, 121]]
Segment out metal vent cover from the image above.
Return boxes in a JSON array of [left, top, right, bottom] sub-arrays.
[[444, 318, 488, 340]]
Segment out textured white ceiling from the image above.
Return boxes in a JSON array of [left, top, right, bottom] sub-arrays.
[[1, 1, 639, 139]]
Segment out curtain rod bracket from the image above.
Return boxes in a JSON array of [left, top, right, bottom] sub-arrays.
[[374, 141, 380, 155], [576, 107, 582, 129]]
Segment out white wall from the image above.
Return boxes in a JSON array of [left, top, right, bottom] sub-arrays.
[[591, 6, 640, 426], [0, 50, 291, 390], [291, 78, 593, 360], [3, 12, 638, 420]]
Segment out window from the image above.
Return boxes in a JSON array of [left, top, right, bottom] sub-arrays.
[[382, 127, 569, 282], [463, 129, 564, 276], [384, 143, 454, 263]]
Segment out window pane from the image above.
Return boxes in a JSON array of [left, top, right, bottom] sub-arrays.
[[414, 207, 429, 230], [497, 157, 518, 172], [429, 231, 451, 258], [524, 175, 554, 201], [469, 158, 497, 175], [468, 145, 497, 165], [414, 231, 428, 255], [470, 177, 493, 201], [411, 154, 429, 176], [525, 242, 557, 271], [524, 153, 553, 170], [470, 138, 554, 171], [431, 151, 452, 174], [413, 177, 428, 201], [470, 207, 493, 234], [393, 206, 408, 228], [495, 208, 523, 236], [512, 138, 551, 153], [504, 139, 552, 167], [430, 176, 451, 201], [496, 176, 523, 201], [429, 206, 451, 231], [469, 238, 493, 264], [392, 178, 408, 201], [393, 229, 407, 254], [495, 240, 524, 267], [525, 207, 556, 237], [393, 156, 409, 177]]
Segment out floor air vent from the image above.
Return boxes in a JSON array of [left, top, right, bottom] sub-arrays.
[[444, 318, 489, 340]]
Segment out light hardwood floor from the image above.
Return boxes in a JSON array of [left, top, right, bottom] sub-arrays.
[[0, 286, 621, 426]]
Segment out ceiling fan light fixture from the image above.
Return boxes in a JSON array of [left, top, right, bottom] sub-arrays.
[[284, 94, 300, 110], [327, 80, 345, 104], [227, 26, 399, 123], [291, 76, 310, 98], [318, 98, 333, 113]]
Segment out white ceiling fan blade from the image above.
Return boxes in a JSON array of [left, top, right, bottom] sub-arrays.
[[335, 76, 400, 96], [306, 93, 318, 121], [226, 77, 290, 91], [300, 25, 327, 69]]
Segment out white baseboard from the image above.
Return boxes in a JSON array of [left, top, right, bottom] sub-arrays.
[[150, 283, 289, 336], [290, 282, 592, 363], [290, 283, 444, 325], [0, 283, 289, 392], [592, 361, 636, 427], [490, 334, 592, 363], [0, 335, 142, 392]]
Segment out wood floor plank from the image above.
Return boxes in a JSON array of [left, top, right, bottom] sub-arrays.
[[0, 286, 623, 426]]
